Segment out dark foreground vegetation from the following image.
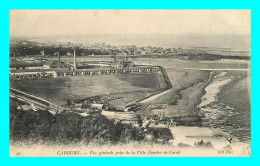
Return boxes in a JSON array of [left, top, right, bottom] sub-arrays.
[[10, 100, 146, 146]]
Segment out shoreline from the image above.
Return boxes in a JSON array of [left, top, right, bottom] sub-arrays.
[[197, 71, 251, 145]]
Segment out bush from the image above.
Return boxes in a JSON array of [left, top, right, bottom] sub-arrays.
[[194, 140, 213, 148], [177, 142, 191, 148]]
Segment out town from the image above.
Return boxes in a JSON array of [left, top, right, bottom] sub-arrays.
[[10, 38, 184, 58]]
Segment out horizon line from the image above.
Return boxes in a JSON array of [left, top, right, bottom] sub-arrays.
[[10, 33, 251, 37]]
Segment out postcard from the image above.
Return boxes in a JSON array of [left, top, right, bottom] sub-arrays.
[[9, 10, 251, 157]]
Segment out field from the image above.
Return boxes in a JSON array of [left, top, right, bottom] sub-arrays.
[[10, 72, 162, 107]]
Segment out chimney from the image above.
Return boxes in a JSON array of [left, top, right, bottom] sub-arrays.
[[58, 52, 60, 63], [74, 49, 77, 70]]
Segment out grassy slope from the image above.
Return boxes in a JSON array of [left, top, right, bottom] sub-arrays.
[[140, 69, 212, 116]]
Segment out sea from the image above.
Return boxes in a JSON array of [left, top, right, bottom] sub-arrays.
[[198, 71, 251, 144]]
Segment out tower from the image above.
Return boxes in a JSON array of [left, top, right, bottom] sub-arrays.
[[73, 49, 77, 70], [41, 49, 45, 56], [58, 52, 60, 63]]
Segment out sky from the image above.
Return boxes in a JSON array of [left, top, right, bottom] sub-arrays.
[[10, 10, 251, 36]]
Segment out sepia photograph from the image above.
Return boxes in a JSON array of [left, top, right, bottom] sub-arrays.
[[9, 10, 251, 157]]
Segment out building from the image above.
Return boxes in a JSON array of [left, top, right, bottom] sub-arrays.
[[171, 48, 177, 53], [10, 71, 57, 80], [141, 51, 146, 55], [25, 65, 50, 70], [67, 52, 72, 56], [177, 47, 183, 53], [113, 56, 135, 68], [167, 119, 177, 127], [91, 103, 104, 110]]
